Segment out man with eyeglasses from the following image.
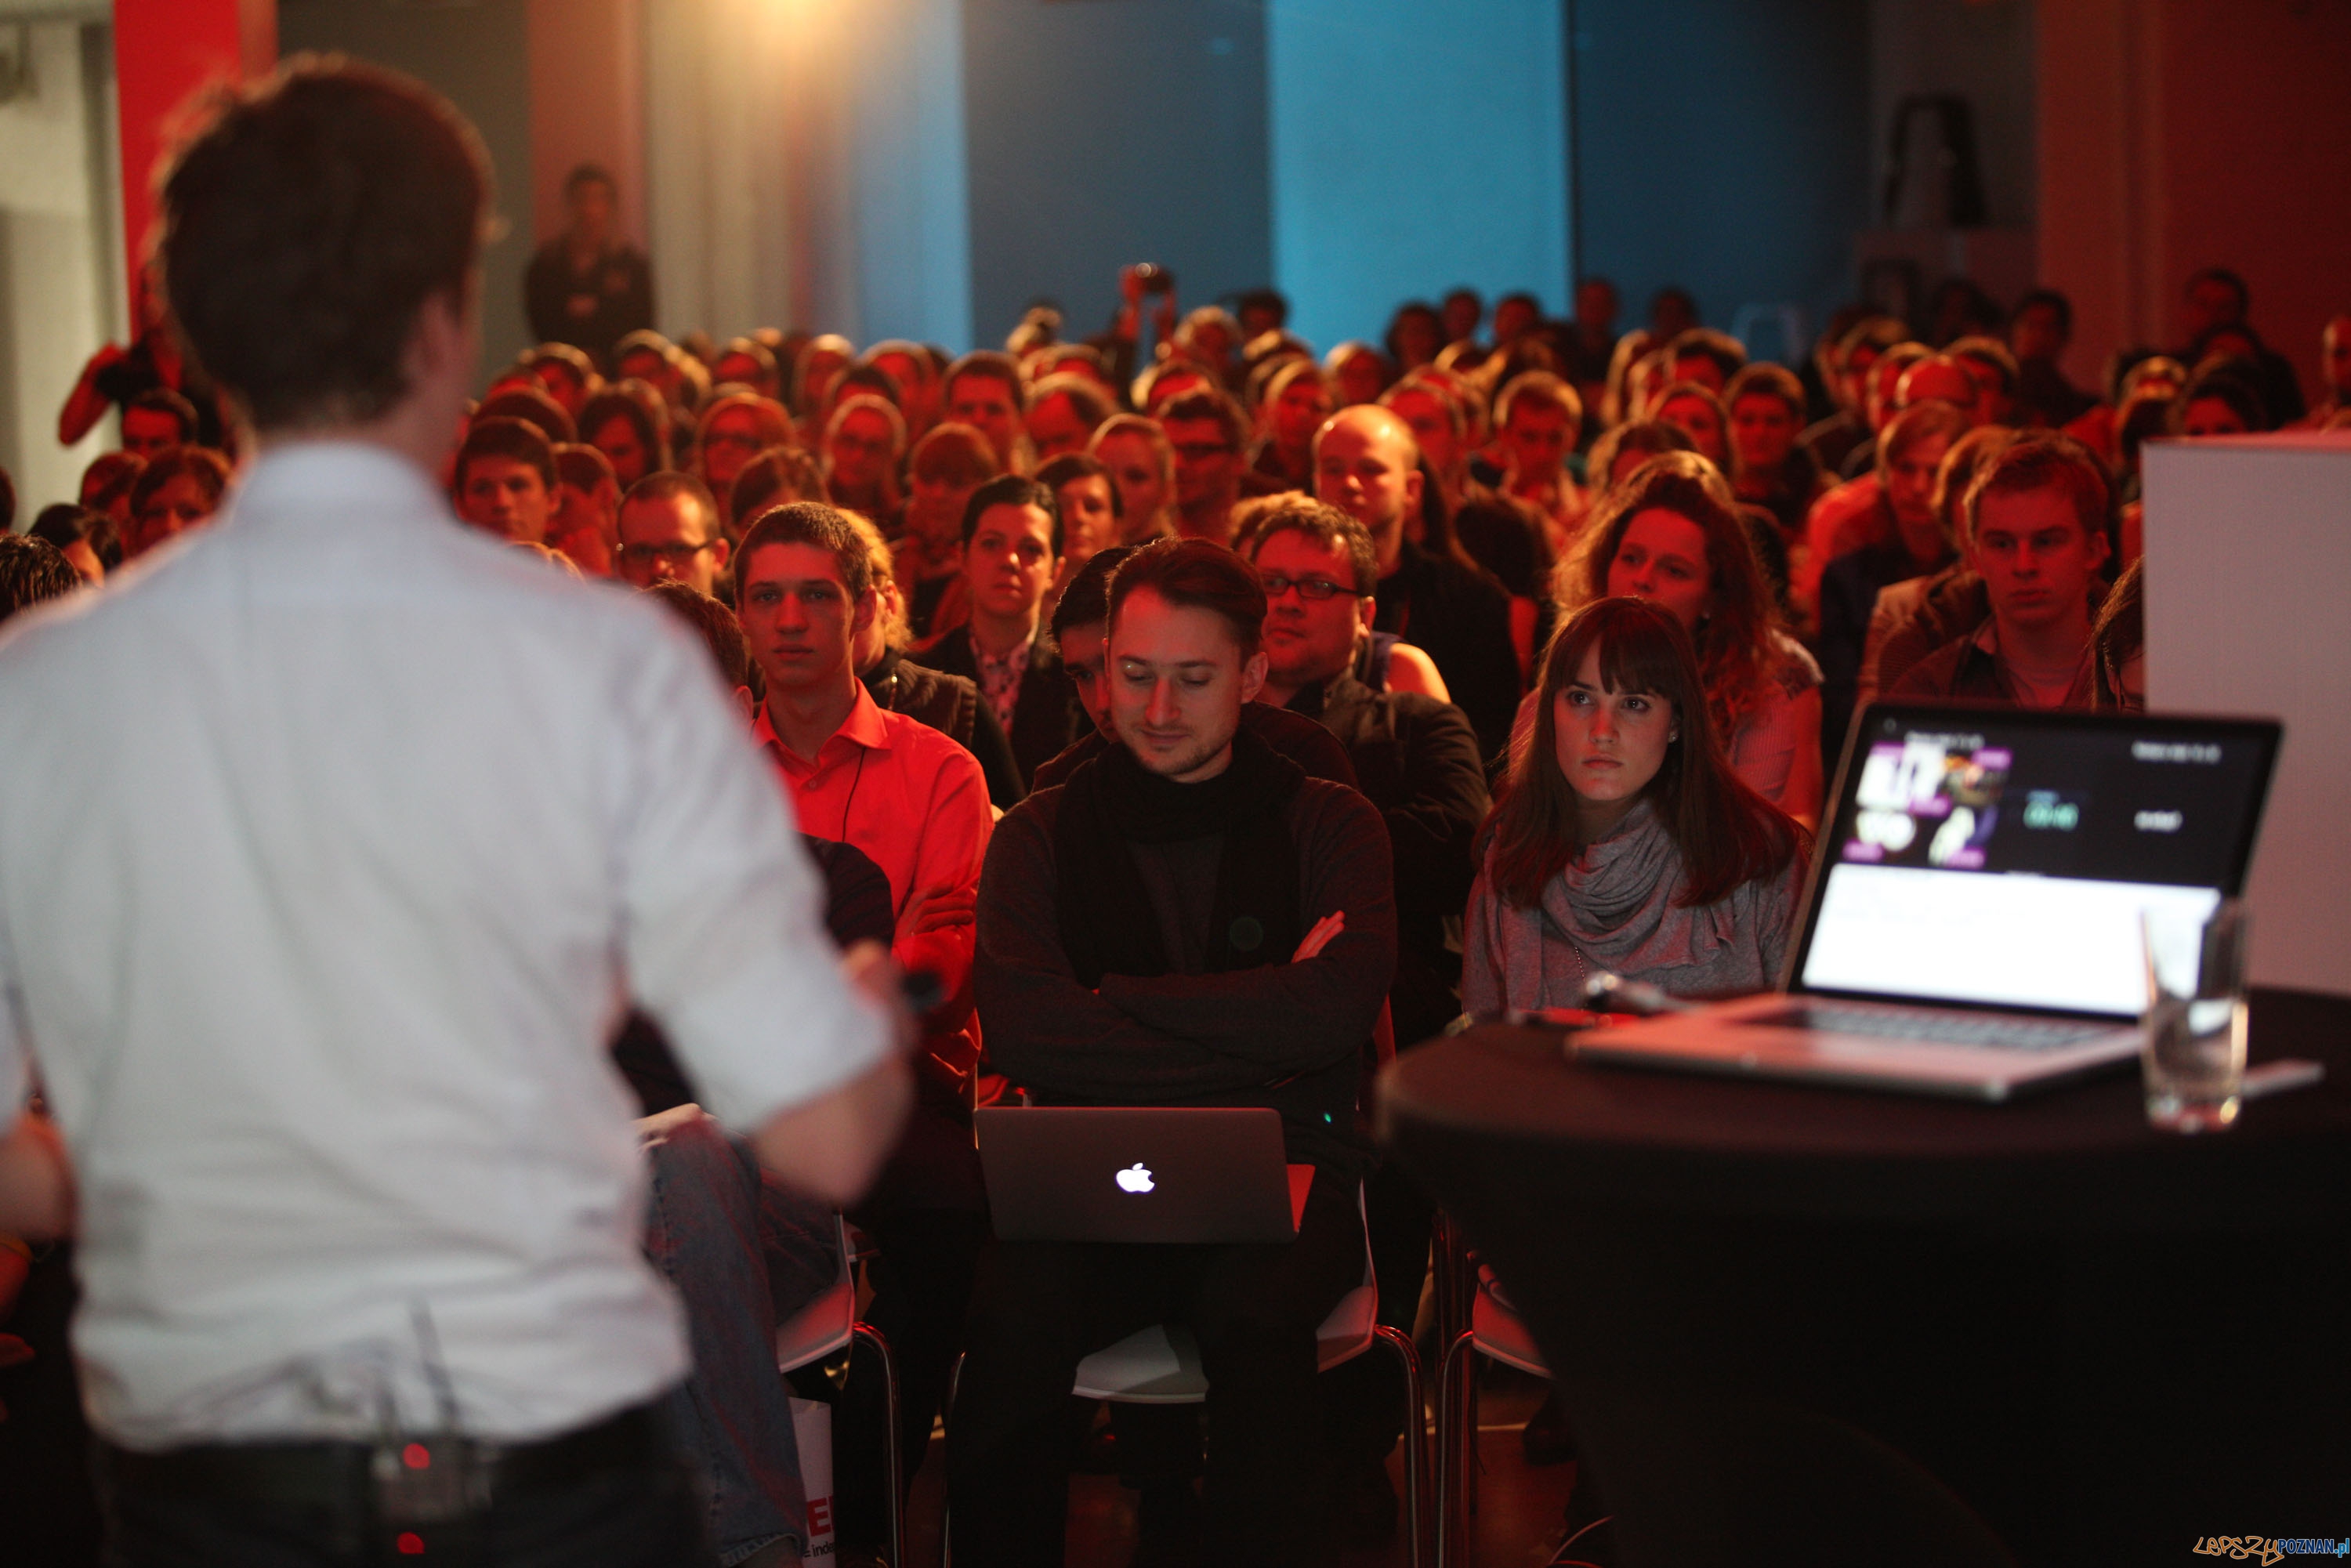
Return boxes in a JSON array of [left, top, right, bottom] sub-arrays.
[[618, 470, 732, 598], [1237, 497, 1488, 1541]]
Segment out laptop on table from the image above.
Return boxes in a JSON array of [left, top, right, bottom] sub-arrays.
[[976, 1106, 1314, 1243], [1571, 703, 2281, 1100]]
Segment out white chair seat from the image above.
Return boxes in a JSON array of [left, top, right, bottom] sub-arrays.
[[774, 1274, 857, 1373], [1469, 1274, 1547, 1379], [1067, 1280, 1386, 1403]]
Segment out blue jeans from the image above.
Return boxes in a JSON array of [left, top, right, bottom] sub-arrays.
[[641, 1114, 838, 1566]]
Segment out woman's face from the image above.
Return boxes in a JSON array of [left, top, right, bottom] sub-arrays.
[[1552, 645, 1675, 830], [1730, 393, 1799, 476], [1092, 432, 1168, 536], [1270, 376, 1332, 450], [907, 470, 980, 554], [1657, 394, 1727, 466], [1606, 508, 1714, 632], [592, 415, 650, 489], [827, 408, 893, 492]]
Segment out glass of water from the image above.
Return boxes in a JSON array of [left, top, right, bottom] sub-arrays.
[[2139, 899, 2250, 1132]]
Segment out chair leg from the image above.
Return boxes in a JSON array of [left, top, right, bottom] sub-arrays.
[[851, 1322, 904, 1568], [1371, 1324, 1426, 1568], [1434, 1330, 1474, 1568]]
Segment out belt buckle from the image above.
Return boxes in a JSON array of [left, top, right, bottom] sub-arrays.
[[371, 1432, 489, 1527]]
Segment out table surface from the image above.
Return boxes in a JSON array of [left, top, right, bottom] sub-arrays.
[[1378, 987, 2351, 1229]]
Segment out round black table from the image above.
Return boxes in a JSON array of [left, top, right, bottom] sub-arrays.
[[1378, 987, 2351, 1566]]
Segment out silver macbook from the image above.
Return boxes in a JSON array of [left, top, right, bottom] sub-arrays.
[[976, 1106, 1307, 1243], [1572, 704, 2281, 1100]]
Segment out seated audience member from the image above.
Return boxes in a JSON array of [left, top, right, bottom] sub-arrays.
[[900, 422, 1005, 639], [124, 445, 233, 559], [1316, 404, 1521, 759], [1025, 372, 1113, 465], [1036, 451, 1121, 588], [860, 339, 944, 436], [121, 387, 203, 459], [2009, 291, 2096, 428], [712, 335, 783, 401], [2293, 314, 2350, 429], [579, 378, 672, 490], [1162, 388, 1266, 544], [1252, 360, 1334, 491], [950, 539, 1396, 1568], [1891, 432, 2112, 708], [1465, 595, 1807, 1012], [2175, 266, 2304, 426], [694, 392, 796, 522], [520, 341, 600, 419], [618, 471, 730, 598], [1661, 327, 1747, 396], [476, 382, 577, 447], [1585, 419, 1698, 496], [1797, 363, 1983, 617], [1564, 276, 1621, 394], [1134, 357, 1214, 416], [1812, 402, 1972, 762], [729, 444, 828, 538], [1440, 288, 1484, 349], [2170, 366, 2269, 437], [80, 450, 144, 544], [1947, 335, 2022, 428], [1803, 316, 1910, 476], [1325, 341, 1394, 407], [1090, 413, 1181, 545], [1387, 299, 1447, 371], [1172, 305, 1244, 386], [1726, 363, 1828, 542], [1651, 380, 1731, 469], [451, 415, 557, 546], [58, 274, 230, 453], [549, 442, 619, 576], [823, 392, 907, 527], [1494, 291, 1547, 348], [737, 503, 994, 1559], [794, 333, 855, 435], [1557, 454, 1824, 825], [846, 513, 1024, 811], [909, 476, 1078, 792], [946, 350, 1033, 474], [1, 534, 84, 625], [29, 503, 114, 585], [1836, 342, 1933, 479], [2091, 556, 2146, 712], [1031, 545, 1358, 795], [1853, 425, 2011, 712], [1484, 371, 1586, 551], [1385, 375, 1547, 647]]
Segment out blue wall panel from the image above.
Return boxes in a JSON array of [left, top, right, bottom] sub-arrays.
[[1267, 0, 1570, 352]]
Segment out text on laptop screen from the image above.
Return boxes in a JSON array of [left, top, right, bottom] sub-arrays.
[[1801, 716, 2271, 1016]]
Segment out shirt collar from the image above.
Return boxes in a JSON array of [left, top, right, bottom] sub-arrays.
[[227, 440, 451, 530], [753, 681, 893, 770]]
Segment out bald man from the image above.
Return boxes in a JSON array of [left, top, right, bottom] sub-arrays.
[[1313, 405, 1520, 758]]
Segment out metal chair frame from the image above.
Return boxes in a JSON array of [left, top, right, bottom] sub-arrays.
[[774, 1212, 904, 1568]]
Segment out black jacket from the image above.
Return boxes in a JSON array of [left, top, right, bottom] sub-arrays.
[[861, 650, 1023, 809], [1371, 538, 1522, 762], [524, 241, 655, 366], [907, 625, 1079, 796], [1288, 675, 1490, 1047]]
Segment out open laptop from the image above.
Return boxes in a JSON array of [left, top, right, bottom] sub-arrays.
[[1571, 703, 2281, 1100], [976, 1106, 1310, 1243]]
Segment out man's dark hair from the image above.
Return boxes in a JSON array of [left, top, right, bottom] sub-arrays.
[[1051, 544, 1139, 644], [641, 580, 750, 690], [477, 384, 577, 445], [1157, 389, 1248, 454], [737, 501, 874, 599], [79, 451, 143, 517], [1666, 328, 1748, 383], [564, 162, 617, 201], [129, 446, 233, 521], [2172, 365, 2270, 433], [2014, 288, 2074, 339], [1235, 497, 1377, 596], [157, 58, 490, 433], [945, 349, 1028, 413], [1962, 431, 2110, 550], [1235, 288, 1289, 329], [31, 502, 118, 570], [1108, 538, 1266, 658], [2186, 266, 2249, 317], [622, 470, 719, 534], [0, 534, 82, 625], [578, 384, 669, 471], [730, 447, 825, 531], [127, 386, 201, 443], [552, 442, 615, 495], [1036, 452, 1122, 521], [1948, 335, 2020, 399], [958, 473, 1062, 555], [455, 416, 556, 494]]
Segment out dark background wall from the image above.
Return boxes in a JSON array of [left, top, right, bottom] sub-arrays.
[[960, 0, 1271, 350], [1572, 0, 1872, 346], [277, 0, 535, 379]]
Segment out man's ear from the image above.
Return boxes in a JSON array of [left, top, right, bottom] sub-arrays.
[[711, 534, 731, 571], [1239, 647, 1270, 706], [853, 587, 878, 633], [732, 685, 755, 722]]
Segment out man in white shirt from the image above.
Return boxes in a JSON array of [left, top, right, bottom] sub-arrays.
[[0, 59, 910, 1563]]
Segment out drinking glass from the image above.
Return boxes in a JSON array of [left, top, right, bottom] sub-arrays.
[[2139, 899, 2249, 1133]]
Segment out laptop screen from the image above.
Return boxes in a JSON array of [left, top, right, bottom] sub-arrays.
[[1796, 707, 2279, 1017]]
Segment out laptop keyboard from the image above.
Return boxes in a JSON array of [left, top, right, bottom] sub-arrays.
[[1758, 1002, 2117, 1052]]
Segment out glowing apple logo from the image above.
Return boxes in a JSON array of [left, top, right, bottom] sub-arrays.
[[1116, 1162, 1155, 1193]]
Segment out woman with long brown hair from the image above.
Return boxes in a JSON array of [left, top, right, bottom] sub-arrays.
[[1465, 596, 1807, 1012], [1553, 451, 1824, 824]]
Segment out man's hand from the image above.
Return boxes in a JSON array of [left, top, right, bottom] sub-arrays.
[[745, 943, 918, 1204], [0, 1112, 74, 1242], [1292, 911, 1346, 963], [904, 885, 976, 937]]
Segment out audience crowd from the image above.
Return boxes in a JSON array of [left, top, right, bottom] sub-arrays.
[[5, 129, 2347, 1566]]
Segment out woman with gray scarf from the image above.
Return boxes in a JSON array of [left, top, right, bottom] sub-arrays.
[[1465, 597, 1809, 1012]]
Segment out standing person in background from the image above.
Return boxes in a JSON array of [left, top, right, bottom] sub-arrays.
[[525, 163, 654, 366], [0, 60, 911, 1563], [58, 273, 230, 453]]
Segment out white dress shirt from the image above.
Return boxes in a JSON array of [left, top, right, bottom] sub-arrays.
[[0, 441, 887, 1449]]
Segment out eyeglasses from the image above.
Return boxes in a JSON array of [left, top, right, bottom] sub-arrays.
[[1259, 573, 1357, 603], [620, 540, 721, 566]]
